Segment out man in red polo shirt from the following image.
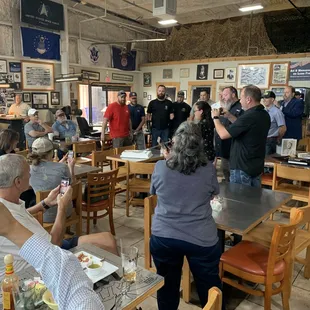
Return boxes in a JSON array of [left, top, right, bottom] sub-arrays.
[[101, 90, 132, 148]]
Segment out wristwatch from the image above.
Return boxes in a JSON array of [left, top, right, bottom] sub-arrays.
[[41, 200, 50, 211], [213, 116, 220, 120]]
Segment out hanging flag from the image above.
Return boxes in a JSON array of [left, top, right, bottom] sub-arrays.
[[112, 46, 136, 71], [21, 27, 61, 61], [79, 40, 111, 68]]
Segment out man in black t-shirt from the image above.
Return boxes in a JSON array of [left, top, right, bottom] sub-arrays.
[[212, 85, 270, 188], [171, 91, 191, 137], [147, 85, 174, 146]]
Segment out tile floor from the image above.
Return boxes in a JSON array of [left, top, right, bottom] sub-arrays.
[[83, 192, 310, 310]]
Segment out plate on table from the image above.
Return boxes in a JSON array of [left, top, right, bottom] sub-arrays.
[[75, 251, 119, 283]]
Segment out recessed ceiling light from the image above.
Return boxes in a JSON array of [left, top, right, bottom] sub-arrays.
[[239, 5, 263, 12], [158, 19, 178, 25]]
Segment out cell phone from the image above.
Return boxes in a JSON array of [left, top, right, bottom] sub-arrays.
[[219, 107, 225, 115], [68, 150, 74, 159], [60, 178, 70, 195]]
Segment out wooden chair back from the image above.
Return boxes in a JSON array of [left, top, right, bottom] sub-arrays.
[[91, 149, 115, 169], [114, 145, 136, 155], [144, 195, 157, 271], [266, 210, 303, 280], [203, 287, 222, 310], [73, 141, 96, 158], [290, 206, 310, 229], [86, 170, 118, 208], [16, 149, 29, 158], [32, 211, 43, 226], [128, 161, 155, 176], [273, 164, 310, 183], [298, 138, 310, 152]]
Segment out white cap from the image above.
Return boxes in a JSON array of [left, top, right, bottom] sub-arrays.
[[32, 138, 54, 154], [28, 108, 38, 116]]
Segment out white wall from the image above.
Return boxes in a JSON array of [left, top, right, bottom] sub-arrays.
[[139, 56, 310, 106]]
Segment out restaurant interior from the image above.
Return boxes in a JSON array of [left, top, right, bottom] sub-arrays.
[[1, 0, 310, 309]]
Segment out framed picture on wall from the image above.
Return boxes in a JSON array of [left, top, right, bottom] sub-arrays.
[[224, 68, 236, 82], [237, 63, 270, 89], [196, 64, 208, 80], [51, 92, 60, 105], [213, 69, 224, 79], [0, 60, 7, 73], [143, 92, 147, 98], [163, 69, 173, 79], [180, 68, 190, 78], [270, 62, 289, 86], [143, 72, 152, 87], [147, 95, 152, 100], [23, 92, 31, 102], [9, 62, 21, 73], [32, 93, 48, 109]]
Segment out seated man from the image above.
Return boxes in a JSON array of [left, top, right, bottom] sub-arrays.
[[0, 154, 118, 277], [24, 109, 53, 149], [52, 109, 77, 140]]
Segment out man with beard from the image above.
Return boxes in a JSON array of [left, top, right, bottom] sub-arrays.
[[147, 85, 174, 146], [280, 86, 304, 141], [171, 91, 191, 137], [52, 109, 77, 140], [214, 86, 243, 182], [128, 92, 146, 150], [101, 90, 132, 148]]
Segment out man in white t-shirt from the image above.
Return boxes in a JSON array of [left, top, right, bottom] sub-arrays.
[[8, 93, 30, 117], [0, 154, 118, 277]]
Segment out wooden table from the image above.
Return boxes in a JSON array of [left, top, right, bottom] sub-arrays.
[[74, 164, 102, 178], [106, 149, 163, 164], [215, 182, 292, 252], [14, 244, 164, 310], [265, 154, 310, 170]]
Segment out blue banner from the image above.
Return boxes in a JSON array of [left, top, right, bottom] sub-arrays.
[[112, 46, 136, 71], [21, 27, 61, 61], [290, 62, 310, 81]]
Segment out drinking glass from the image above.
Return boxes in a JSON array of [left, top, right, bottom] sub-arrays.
[[120, 241, 138, 282]]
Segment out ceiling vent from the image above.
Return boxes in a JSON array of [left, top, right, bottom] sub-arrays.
[[153, 0, 177, 19]]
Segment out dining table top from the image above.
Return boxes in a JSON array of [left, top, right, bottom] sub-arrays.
[[13, 244, 164, 310], [74, 164, 102, 178], [214, 182, 292, 235]]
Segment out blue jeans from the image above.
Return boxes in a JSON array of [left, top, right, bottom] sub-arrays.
[[230, 169, 261, 188], [151, 128, 169, 147], [150, 235, 223, 310]]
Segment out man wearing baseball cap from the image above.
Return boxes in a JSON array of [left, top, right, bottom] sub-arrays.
[[128, 92, 146, 150], [171, 91, 191, 137], [24, 109, 53, 149], [262, 90, 286, 155], [52, 109, 77, 140], [101, 90, 132, 148]]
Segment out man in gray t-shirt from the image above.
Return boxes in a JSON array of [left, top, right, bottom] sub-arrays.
[[24, 109, 52, 148]]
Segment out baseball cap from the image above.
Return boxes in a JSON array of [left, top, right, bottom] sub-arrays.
[[177, 91, 185, 96], [262, 91, 276, 99], [295, 91, 301, 96], [55, 109, 65, 117], [118, 90, 126, 97], [129, 92, 137, 97], [28, 108, 38, 116], [32, 138, 54, 154]]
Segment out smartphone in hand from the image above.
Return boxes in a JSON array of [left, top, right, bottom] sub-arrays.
[[60, 177, 70, 195], [68, 150, 74, 159]]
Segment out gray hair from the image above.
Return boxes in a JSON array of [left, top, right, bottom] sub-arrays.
[[0, 154, 27, 188], [166, 122, 208, 175]]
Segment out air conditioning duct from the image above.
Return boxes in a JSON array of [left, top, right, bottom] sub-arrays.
[[153, 0, 177, 19]]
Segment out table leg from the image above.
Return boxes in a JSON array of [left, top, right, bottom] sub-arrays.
[[217, 229, 225, 253]]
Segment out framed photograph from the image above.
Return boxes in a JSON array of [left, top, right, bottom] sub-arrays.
[[9, 62, 21, 73], [32, 93, 49, 109], [112, 73, 133, 82], [213, 69, 224, 79], [147, 95, 152, 100], [14, 73, 21, 83], [13, 83, 21, 91], [224, 68, 236, 82], [7, 74, 14, 83], [51, 92, 60, 105], [196, 64, 208, 80], [270, 62, 289, 86], [237, 63, 270, 89], [180, 68, 190, 78], [23, 92, 31, 102], [0, 60, 7, 73], [163, 69, 173, 79], [81, 70, 100, 81], [21, 61, 55, 91], [143, 92, 147, 98], [280, 139, 297, 157], [143, 72, 152, 87]]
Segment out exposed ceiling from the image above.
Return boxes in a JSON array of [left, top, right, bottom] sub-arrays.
[[68, 0, 310, 28]]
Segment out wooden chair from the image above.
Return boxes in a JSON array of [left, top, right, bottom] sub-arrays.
[[272, 164, 310, 212], [261, 173, 273, 187], [32, 211, 43, 226], [297, 137, 310, 152], [126, 162, 155, 217], [16, 149, 29, 159], [91, 149, 115, 170], [82, 169, 118, 235], [73, 141, 96, 165], [144, 195, 192, 303], [244, 206, 310, 279], [35, 182, 83, 237], [203, 287, 222, 310], [220, 210, 303, 310]]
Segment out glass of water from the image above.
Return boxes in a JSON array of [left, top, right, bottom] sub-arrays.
[[120, 241, 139, 282]]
